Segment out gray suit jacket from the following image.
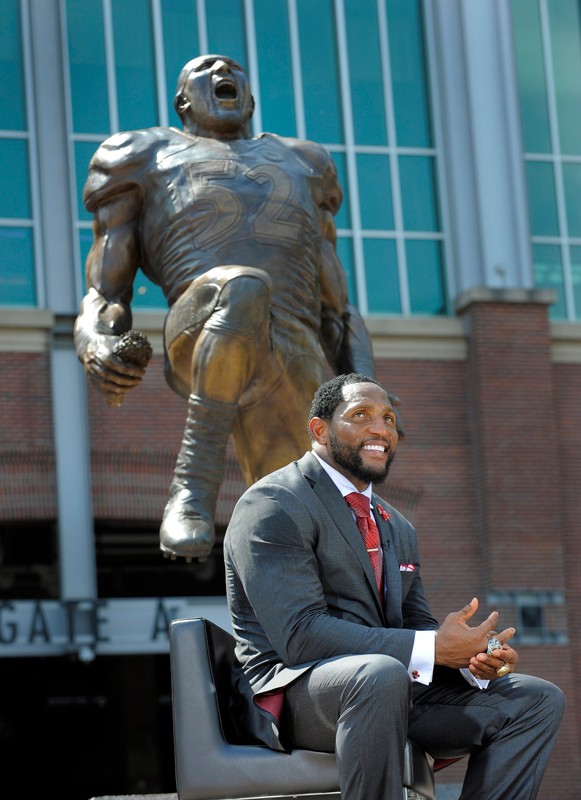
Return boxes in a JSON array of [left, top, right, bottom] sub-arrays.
[[223, 451, 439, 749]]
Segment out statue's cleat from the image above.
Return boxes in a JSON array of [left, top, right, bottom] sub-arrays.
[[159, 506, 215, 562]]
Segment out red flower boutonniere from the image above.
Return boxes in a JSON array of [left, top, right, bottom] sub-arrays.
[[376, 504, 390, 521]]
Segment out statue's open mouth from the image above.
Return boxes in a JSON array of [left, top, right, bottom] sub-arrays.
[[215, 79, 237, 100]]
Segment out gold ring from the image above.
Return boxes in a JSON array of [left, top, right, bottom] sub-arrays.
[[496, 663, 511, 677]]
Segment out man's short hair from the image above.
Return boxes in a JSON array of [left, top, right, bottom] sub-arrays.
[[307, 373, 383, 430]]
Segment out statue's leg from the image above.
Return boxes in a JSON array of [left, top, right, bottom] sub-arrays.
[[160, 266, 271, 561], [233, 330, 330, 485]]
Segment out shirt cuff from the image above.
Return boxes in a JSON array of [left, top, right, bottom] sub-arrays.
[[409, 630, 435, 685]]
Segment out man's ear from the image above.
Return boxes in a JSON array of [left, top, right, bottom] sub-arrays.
[[308, 416, 328, 445]]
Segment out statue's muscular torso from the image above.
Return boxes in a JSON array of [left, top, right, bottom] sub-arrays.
[[84, 129, 342, 333]]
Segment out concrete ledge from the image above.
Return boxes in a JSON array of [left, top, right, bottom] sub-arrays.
[[455, 286, 557, 312], [366, 316, 467, 360]]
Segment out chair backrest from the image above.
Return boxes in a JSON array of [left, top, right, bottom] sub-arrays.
[[169, 617, 342, 800], [169, 616, 436, 800]]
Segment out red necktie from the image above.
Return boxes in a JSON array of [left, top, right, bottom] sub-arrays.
[[345, 492, 383, 592]]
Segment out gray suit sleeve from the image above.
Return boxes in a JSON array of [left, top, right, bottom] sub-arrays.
[[225, 483, 420, 670]]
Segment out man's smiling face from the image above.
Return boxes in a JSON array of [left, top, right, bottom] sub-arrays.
[[314, 382, 399, 490]]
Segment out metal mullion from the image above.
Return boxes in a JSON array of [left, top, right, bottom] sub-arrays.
[[58, 0, 84, 302], [102, 0, 119, 133], [197, 0, 208, 55], [334, 0, 367, 314], [151, 0, 169, 127], [287, 0, 306, 140], [539, 0, 574, 319], [421, 0, 453, 310], [243, 0, 263, 134], [377, 0, 410, 316], [20, 0, 46, 306]]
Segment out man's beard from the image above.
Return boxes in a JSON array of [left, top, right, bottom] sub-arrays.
[[328, 430, 395, 485]]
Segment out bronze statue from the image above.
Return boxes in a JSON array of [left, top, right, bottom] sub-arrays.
[[74, 54, 376, 562]]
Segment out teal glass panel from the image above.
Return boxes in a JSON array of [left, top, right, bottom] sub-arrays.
[[161, 0, 200, 126], [79, 230, 166, 309], [344, 0, 387, 146], [399, 156, 438, 231], [254, 0, 296, 136], [548, 0, 581, 156], [133, 274, 167, 309], [0, 139, 30, 218], [0, 0, 26, 130], [113, 0, 158, 130], [336, 236, 356, 304], [533, 243, 566, 318], [562, 163, 581, 238], [525, 161, 559, 236], [357, 154, 394, 230], [66, 0, 110, 133], [79, 228, 93, 287], [297, 0, 344, 144], [406, 239, 446, 315], [75, 141, 103, 221], [387, 0, 431, 147], [0, 227, 36, 305], [510, 0, 551, 153], [571, 245, 581, 320], [206, 0, 248, 69], [363, 238, 401, 313], [332, 151, 351, 230]]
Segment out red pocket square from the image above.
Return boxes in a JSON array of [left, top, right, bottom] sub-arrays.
[[399, 563, 415, 572]]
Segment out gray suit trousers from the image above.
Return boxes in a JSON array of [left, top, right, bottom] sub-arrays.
[[283, 656, 564, 800]]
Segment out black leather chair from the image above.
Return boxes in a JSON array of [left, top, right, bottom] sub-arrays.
[[169, 617, 437, 800]]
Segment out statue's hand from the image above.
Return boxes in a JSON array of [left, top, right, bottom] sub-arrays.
[[82, 331, 151, 407]]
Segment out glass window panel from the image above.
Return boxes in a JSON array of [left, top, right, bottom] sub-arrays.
[[399, 155, 438, 231], [79, 229, 93, 290], [387, 0, 431, 147], [161, 0, 200, 126], [75, 141, 103, 222], [570, 245, 581, 320], [0, 227, 36, 305], [133, 274, 166, 309], [0, 139, 30, 218], [66, 0, 110, 133], [205, 0, 248, 69], [363, 238, 401, 313], [406, 239, 446, 315], [357, 154, 394, 230], [562, 163, 581, 238], [525, 161, 559, 236], [113, 0, 158, 130], [254, 0, 296, 136], [0, 0, 26, 130], [336, 236, 356, 303], [510, 0, 551, 153], [533, 243, 566, 318], [297, 0, 344, 144], [332, 152, 351, 229], [548, 0, 581, 156], [344, 0, 386, 146]]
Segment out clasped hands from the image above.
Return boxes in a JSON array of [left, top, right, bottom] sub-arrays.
[[435, 597, 518, 680]]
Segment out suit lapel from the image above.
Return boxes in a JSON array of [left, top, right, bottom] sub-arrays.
[[298, 453, 386, 618], [373, 503, 403, 627]]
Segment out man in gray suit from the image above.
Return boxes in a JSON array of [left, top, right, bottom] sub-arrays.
[[224, 372, 564, 800]]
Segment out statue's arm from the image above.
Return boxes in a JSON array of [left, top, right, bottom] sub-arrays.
[[74, 187, 147, 403]]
